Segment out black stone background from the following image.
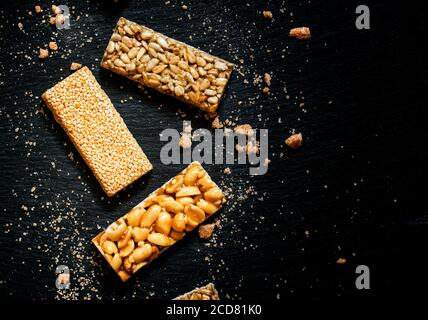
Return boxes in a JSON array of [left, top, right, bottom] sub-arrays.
[[0, 0, 427, 301]]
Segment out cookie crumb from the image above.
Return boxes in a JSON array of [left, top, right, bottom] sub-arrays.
[[35, 5, 42, 13], [289, 27, 311, 40], [181, 5, 188, 10], [49, 41, 58, 51], [262, 10, 273, 19], [223, 167, 231, 175], [285, 133, 303, 149], [38, 48, 49, 59], [211, 116, 223, 129], [264, 73, 272, 87], [336, 257, 347, 265], [199, 223, 216, 239], [70, 62, 82, 71], [18, 22, 24, 30], [234, 124, 254, 137]]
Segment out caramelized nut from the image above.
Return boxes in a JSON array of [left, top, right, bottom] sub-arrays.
[[172, 213, 187, 232], [140, 204, 161, 228]]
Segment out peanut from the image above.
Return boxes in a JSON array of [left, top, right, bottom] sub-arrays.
[[172, 213, 186, 232], [148, 233, 175, 246], [155, 211, 172, 235], [129, 243, 152, 263], [140, 204, 161, 228], [132, 227, 149, 242]]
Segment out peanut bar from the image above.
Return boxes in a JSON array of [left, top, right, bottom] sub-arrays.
[[92, 161, 225, 281]]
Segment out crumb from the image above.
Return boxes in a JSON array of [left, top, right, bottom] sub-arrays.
[[179, 134, 192, 149], [211, 116, 223, 129], [38, 48, 49, 59], [18, 22, 24, 30], [70, 62, 82, 71], [264, 73, 272, 87], [49, 41, 58, 51], [56, 14, 65, 25], [234, 124, 254, 137], [199, 223, 216, 239], [51, 5, 61, 15], [263, 10, 273, 19], [35, 5, 42, 13], [49, 16, 56, 25], [223, 167, 231, 175], [246, 141, 259, 154], [235, 144, 246, 153], [181, 5, 188, 10], [285, 133, 303, 149], [289, 27, 311, 40], [263, 87, 270, 94], [263, 158, 271, 166], [336, 258, 347, 265]]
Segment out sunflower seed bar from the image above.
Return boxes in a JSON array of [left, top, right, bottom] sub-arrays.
[[101, 17, 234, 115], [175, 283, 220, 300], [42, 66, 153, 197], [92, 161, 225, 281]]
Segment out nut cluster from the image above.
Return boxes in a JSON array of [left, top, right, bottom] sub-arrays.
[[93, 162, 225, 281], [101, 17, 234, 115]]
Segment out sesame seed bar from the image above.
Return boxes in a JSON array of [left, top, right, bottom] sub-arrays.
[[101, 17, 234, 115], [174, 283, 220, 300], [92, 161, 225, 282], [42, 66, 153, 197]]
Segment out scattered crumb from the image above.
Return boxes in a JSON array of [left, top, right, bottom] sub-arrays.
[[223, 167, 231, 175], [56, 14, 65, 25], [35, 5, 42, 13], [336, 258, 347, 265], [211, 116, 223, 129], [179, 134, 192, 149], [264, 73, 272, 87], [285, 133, 303, 149], [263, 158, 271, 166], [49, 41, 58, 51], [18, 22, 24, 31], [181, 5, 188, 10], [262, 10, 273, 19], [289, 27, 311, 40], [38, 48, 49, 59], [70, 62, 83, 71], [246, 141, 259, 154], [262, 87, 270, 94], [51, 5, 61, 15], [49, 16, 56, 25], [199, 223, 216, 239], [234, 124, 254, 137]]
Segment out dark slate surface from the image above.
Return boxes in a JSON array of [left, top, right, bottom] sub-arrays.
[[0, 0, 426, 300]]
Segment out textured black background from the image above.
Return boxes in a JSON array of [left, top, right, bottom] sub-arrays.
[[0, 0, 427, 302]]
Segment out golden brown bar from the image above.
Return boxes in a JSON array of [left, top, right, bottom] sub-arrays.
[[42, 66, 153, 197], [92, 162, 225, 281], [174, 283, 220, 300], [101, 17, 234, 115]]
